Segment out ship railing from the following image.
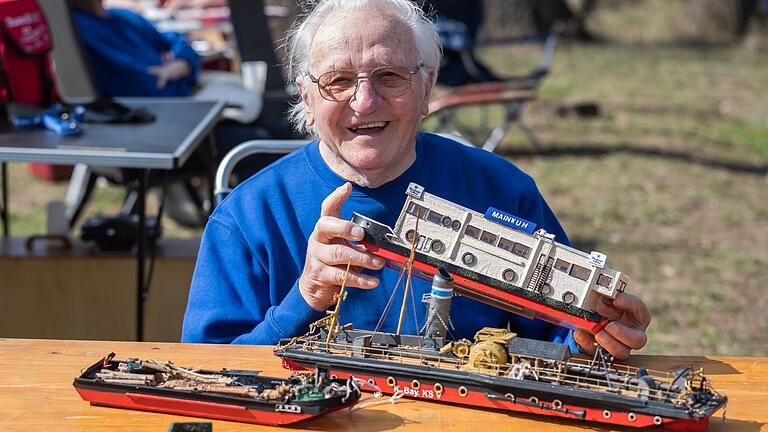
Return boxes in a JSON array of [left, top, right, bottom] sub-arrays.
[[301, 339, 469, 370], [566, 357, 677, 383], [492, 358, 679, 403], [291, 338, 681, 404]]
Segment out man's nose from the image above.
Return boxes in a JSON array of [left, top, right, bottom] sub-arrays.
[[349, 78, 382, 114]]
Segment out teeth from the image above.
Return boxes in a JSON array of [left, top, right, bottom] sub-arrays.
[[352, 122, 386, 130]]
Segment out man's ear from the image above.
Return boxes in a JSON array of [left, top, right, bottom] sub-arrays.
[[296, 76, 315, 126], [420, 68, 436, 116]]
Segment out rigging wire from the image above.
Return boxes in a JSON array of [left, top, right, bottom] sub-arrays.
[[374, 265, 406, 333]]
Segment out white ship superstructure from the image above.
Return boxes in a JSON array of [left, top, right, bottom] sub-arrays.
[[392, 183, 629, 313]]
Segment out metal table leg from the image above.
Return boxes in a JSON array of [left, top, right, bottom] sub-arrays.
[[136, 169, 148, 341], [1, 162, 8, 237]]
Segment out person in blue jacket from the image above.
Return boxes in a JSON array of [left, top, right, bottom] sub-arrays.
[[67, 0, 199, 97], [182, 0, 651, 360]]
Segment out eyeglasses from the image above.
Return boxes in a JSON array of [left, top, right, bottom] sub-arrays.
[[307, 63, 425, 102]]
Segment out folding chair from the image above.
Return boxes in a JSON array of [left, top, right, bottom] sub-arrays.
[[425, 34, 557, 153]]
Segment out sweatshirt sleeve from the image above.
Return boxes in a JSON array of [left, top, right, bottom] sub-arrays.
[[181, 218, 323, 344]]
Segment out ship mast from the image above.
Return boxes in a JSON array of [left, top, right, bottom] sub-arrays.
[[325, 260, 352, 346], [396, 208, 421, 335]]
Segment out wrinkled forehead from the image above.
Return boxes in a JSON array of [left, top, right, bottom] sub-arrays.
[[308, 10, 419, 73]]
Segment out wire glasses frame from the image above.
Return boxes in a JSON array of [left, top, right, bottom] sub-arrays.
[[307, 63, 425, 102]]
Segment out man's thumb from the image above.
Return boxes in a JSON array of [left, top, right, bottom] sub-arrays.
[[320, 182, 352, 218]]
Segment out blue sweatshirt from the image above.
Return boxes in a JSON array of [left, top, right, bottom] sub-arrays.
[[182, 133, 578, 352], [72, 8, 200, 97]]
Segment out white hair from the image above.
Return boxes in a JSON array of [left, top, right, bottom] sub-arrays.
[[284, 0, 442, 135]]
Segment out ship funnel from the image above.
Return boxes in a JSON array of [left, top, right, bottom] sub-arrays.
[[424, 269, 454, 340]]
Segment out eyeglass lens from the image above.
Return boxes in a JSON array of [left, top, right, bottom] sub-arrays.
[[317, 66, 414, 101]]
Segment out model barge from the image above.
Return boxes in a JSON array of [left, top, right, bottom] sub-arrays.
[[352, 183, 631, 332], [74, 353, 360, 426], [277, 322, 726, 431]]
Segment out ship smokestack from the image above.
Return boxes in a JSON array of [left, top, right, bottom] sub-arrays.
[[424, 269, 454, 340]]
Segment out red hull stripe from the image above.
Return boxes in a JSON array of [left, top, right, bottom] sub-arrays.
[[362, 241, 608, 334], [325, 371, 709, 431], [75, 388, 339, 426]]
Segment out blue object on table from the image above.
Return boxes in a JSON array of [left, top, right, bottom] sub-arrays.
[[11, 103, 85, 135]]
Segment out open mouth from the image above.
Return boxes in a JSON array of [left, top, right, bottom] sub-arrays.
[[349, 121, 389, 135]]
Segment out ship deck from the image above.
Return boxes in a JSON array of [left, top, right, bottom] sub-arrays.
[[281, 336, 714, 407]]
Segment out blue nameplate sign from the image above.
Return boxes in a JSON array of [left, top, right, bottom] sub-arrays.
[[485, 207, 537, 234]]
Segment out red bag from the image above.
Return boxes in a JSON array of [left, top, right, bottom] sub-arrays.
[[1, 0, 70, 182], [0, 0, 57, 107]]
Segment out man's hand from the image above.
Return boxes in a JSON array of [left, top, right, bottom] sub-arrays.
[[147, 58, 191, 89], [574, 293, 651, 360], [298, 183, 385, 311]]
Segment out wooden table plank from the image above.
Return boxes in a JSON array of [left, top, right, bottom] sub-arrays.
[[0, 338, 765, 431]]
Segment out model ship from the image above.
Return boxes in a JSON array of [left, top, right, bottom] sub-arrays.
[[73, 353, 361, 426], [353, 183, 631, 332], [274, 184, 727, 431]]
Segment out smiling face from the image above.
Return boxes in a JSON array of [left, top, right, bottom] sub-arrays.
[[298, 10, 435, 188]]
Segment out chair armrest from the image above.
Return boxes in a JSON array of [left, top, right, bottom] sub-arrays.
[[214, 139, 305, 206]]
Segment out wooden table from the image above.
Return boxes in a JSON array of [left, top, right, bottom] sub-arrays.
[[0, 339, 765, 431]]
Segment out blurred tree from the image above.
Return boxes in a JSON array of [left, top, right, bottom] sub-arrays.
[[482, 0, 596, 40], [686, 0, 765, 39]]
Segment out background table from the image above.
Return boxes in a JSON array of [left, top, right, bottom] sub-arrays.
[[0, 99, 224, 341], [0, 338, 765, 431], [0, 99, 223, 170]]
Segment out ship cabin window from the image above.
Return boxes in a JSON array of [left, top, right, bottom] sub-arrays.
[[406, 202, 424, 217], [431, 239, 446, 254], [480, 230, 498, 245], [570, 264, 591, 281], [562, 291, 578, 305], [497, 238, 530, 258], [554, 259, 571, 273], [597, 274, 613, 288], [464, 225, 480, 239], [512, 243, 530, 258], [427, 210, 444, 225], [498, 237, 514, 252], [502, 268, 517, 283]]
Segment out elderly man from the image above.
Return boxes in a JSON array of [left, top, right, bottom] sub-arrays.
[[182, 0, 649, 359]]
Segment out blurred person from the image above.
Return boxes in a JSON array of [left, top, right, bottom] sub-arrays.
[[181, 0, 650, 360], [67, 0, 200, 97]]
